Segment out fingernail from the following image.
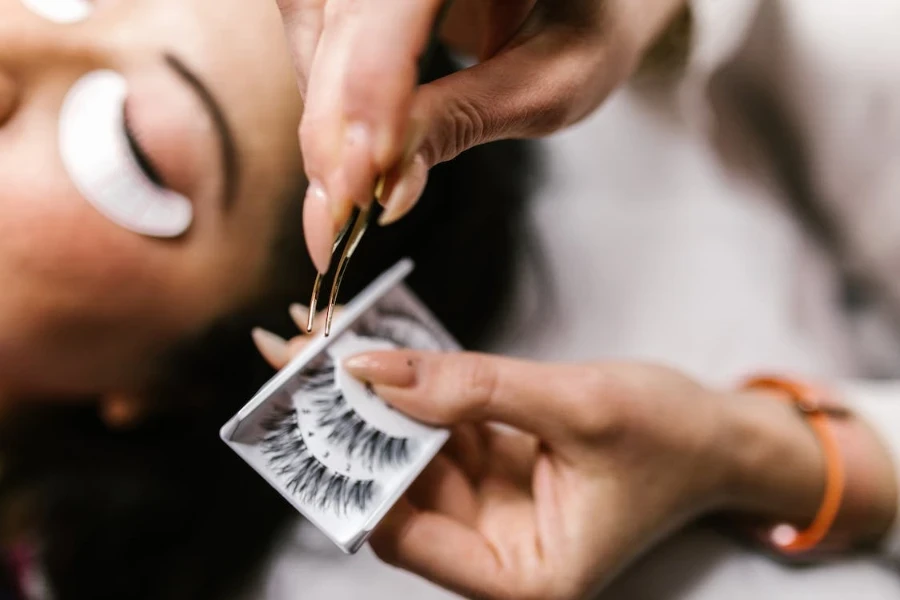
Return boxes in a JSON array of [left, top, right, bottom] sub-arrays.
[[303, 180, 335, 274], [379, 154, 428, 226], [344, 352, 418, 388], [400, 119, 427, 168], [342, 122, 376, 209], [252, 328, 290, 366], [375, 119, 426, 209], [289, 304, 310, 331]]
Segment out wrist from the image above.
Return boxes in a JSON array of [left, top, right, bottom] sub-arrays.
[[719, 390, 825, 525], [719, 388, 897, 548]]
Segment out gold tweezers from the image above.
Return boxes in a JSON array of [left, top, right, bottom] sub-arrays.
[[307, 176, 385, 337]]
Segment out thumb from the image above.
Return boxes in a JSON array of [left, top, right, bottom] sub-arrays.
[[376, 26, 632, 223], [418, 27, 631, 167]]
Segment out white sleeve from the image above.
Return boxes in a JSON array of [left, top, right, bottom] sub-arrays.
[[840, 380, 900, 560]]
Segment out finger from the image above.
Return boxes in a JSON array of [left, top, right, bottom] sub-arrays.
[[377, 153, 428, 226], [443, 423, 489, 482], [370, 500, 507, 600], [367, 25, 622, 223], [288, 303, 311, 331], [251, 328, 291, 370], [274, 0, 326, 96], [344, 350, 587, 441], [407, 453, 479, 526], [302, 181, 339, 275], [483, 426, 540, 489], [299, 11, 359, 273], [252, 327, 313, 369], [289, 304, 345, 335], [300, 0, 445, 235], [478, 0, 538, 60], [414, 26, 628, 169], [439, 0, 537, 60], [327, 0, 446, 170], [253, 305, 347, 370]]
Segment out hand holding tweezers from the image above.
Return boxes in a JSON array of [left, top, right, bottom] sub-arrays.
[[305, 1, 452, 336]]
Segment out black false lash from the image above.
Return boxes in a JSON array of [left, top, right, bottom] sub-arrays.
[[315, 392, 412, 470], [297, 361, 413, 471], [261, 401, 376, 514]]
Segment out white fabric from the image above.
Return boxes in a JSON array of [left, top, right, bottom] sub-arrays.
[[258, 1, 900, 598]]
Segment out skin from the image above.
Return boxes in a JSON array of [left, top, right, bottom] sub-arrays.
[[258, 320, 898, 600], [273, 0, 689, 273], [0, 0, 303, 404]]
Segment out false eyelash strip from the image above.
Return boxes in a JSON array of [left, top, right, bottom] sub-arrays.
[[222, 260, 458, 554], [261, 401, 376, 514], [295, 355, 413, 470], [315, 392, 412, 470]]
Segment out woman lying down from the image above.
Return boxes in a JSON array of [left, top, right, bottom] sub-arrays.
[[3, 1, 899, 600], [0, 0, 532, 598]]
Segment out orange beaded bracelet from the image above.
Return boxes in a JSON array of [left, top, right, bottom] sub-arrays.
[[742, 375, 847, 554]]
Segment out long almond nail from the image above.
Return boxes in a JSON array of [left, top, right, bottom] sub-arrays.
[[289, 304, 310, 331], [400, 119, 427, 168], [344, 352, 418, 387], [376, 119, 425, 210], [379, 154, 428, 226], [252, 328, 290, 367], [303, 180, 334, 274]]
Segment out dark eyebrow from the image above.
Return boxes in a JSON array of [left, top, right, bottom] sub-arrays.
[[163, 53, 239, 209]]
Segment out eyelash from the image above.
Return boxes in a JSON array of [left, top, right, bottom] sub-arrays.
[[258, 308, 440, 514], [311, 373, 412, 470], [291, 361, 412, 472], [262, 400, 377, 514], [123, 108, 164, 188]]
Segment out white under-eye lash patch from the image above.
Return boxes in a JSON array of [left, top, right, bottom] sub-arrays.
[[20, 0, 92, 24], [222, 260, 458, 553], [58, 70, 193, 238]]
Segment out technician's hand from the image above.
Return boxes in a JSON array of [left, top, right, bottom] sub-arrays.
[[335, 350, 897, 600], [251, 315, 897, 599], [273, 0, 689, 274]]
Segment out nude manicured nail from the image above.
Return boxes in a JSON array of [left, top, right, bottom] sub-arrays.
[[344, 352, 418, 388], [252, 328, 290, 366], [303, 180, 334, 274], [379, 154, 428, 226]]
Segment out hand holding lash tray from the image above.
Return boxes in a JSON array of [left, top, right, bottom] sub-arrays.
[[220, 260, 459, 553]]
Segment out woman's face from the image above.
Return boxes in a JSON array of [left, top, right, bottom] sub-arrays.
[[0, 0, 304, 399]]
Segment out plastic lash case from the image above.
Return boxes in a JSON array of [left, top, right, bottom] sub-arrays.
[[220, 260, 458, 554]]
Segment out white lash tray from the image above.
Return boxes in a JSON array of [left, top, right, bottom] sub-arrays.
[[220, 259, 459, 553]]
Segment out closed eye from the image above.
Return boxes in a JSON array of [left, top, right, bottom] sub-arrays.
[[123, 111, 164, 188]]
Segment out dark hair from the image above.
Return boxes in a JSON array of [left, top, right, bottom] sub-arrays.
[[0, 44, 537, 600]]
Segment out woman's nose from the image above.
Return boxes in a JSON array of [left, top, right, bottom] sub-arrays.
[[0, 69, 17, 127]]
